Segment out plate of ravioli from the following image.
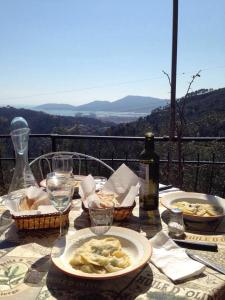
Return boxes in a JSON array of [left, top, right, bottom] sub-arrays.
[[51, 226, 152, 279], [160, 191, 225, 222]]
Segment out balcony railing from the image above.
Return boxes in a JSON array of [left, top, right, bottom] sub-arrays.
[[0, 134, 225, 197]]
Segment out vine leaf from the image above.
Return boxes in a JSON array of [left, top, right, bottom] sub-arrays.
[[8, 265, 19, 277], [0, 279, 9, 285]]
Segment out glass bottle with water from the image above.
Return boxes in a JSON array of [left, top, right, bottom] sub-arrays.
[[8, 117, 38, 199]]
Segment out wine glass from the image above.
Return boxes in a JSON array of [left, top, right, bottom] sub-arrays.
[[46, 172, 73, 237], [88, 202, 114, 236], [52, 154, 73, 176], [52, 155, 74, 199]]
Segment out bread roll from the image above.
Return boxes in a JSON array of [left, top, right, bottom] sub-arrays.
[[19, 197, 35, 210]]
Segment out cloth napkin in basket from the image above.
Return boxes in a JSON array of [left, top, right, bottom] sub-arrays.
[[5, 186, 57, 216], [80, 164, 139, 208], [150, 231, 205, 281]]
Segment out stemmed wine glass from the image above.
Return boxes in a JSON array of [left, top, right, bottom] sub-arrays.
[[46, 172, 73, 237]]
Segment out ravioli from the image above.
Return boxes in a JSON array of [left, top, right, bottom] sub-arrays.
[[173, 201, 223, 217], [69, 237, 131, 274]]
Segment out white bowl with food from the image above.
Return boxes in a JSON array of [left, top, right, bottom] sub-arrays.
[[51, 226, 152, 279], [160, 191, 225, 222]]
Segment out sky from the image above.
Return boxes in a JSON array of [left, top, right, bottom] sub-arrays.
[[0, 0, 225, 107]]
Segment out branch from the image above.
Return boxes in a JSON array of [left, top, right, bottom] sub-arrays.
[[180, 70, 201, 117], [162, 70, 171, 87], [184, 70, 201, 98]]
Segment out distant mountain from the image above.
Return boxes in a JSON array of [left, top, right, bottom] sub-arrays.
[[35, 95, 168, 113], [74, 100, 111, 111], [72, 96, 168, 112], [35, 103, 76, 110]]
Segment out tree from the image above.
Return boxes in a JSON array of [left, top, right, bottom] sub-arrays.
[[163, 70, 201, 187]]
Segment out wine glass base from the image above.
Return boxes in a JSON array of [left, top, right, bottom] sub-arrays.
[[51, 235, 66, 258]]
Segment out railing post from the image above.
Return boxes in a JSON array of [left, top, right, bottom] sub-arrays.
[[111, 152, 114, 169], [98, 150, 101, 175], [208, 153, 215, 194], [84, 152, 88, 175], [167, 151, 170, 183], [181, 153, 184, 189], [51, 135, 57, 152], [0, 149, 6, 194], [125, 151, 128, 165], [194, 153, 200, 192]]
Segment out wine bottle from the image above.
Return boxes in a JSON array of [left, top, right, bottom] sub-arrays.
[[139, 132, 159, 210]]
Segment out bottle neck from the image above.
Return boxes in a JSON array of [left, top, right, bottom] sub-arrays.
[[15, 147, 29, 163], [145, 138, 154, 152]]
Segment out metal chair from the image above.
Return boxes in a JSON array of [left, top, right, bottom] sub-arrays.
[[29, 151, 114, 182]]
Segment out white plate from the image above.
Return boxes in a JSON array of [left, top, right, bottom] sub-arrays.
[[40, 175, 86, 188], [51, 226, 152, 279], [40, 175, 105, 190], [160, 191, 225, 222]]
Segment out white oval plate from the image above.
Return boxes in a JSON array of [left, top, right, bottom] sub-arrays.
[[40, 175, 86, 188], [40, 175, 105, 190], [51, 226, 152, 279], [160, 191, 225, 222]]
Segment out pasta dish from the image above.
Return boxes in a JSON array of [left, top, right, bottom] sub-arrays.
[[70, 237, 131, 274], [173, 201, 223, 217]]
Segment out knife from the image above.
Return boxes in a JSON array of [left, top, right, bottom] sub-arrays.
[[186, 251, 225, 275], [173, 239, 218, 251], [159, 185, 173, 192]]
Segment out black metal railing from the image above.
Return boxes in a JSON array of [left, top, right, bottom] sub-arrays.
[[0, 134, 225, 196]]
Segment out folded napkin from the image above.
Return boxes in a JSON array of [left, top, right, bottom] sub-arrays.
[[150, 231, 205, 281], [25, 186, 50, 210], [5, 186, 57, 216], [80, 164, 140, 208], [103, 163, 139, 196]]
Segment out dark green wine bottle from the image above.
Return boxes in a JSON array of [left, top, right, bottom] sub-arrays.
[[139, 132, 159, 210]]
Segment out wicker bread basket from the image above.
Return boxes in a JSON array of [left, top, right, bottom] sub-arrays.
[[82, 201, 136, 221], [12, 206, 70, 230]]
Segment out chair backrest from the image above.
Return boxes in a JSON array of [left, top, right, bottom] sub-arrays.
[[29, 151, 114, 182]]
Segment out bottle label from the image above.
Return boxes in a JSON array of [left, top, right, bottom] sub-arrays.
[[139, 163, 149, 194], [139, 162, 159, 210]]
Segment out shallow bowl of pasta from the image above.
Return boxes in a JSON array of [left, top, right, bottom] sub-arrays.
[[160, 191, 225, 222], [51, 226, 152, 279]]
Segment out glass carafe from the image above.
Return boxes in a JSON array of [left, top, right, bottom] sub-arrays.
[[8, 117, 38, 195]]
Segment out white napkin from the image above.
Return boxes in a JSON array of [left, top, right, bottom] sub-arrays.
[[103, 163, 139, 196], [150, 231, 205, 281], [26, 186, 50, 209], [5, 186, 57, 216], [80, 164, 140, 208], [79, 175, 96, 199]]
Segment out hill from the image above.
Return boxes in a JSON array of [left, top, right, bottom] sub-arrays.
[[107, 88, 225, 137], [35, 103, 76, 110], [35, 95, 168, 113], [0, 106, 112, 135], [2, 89, 224, 137], [72, 95, 168, 113]]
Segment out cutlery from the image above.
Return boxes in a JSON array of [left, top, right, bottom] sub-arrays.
[[186, 250, 225, 275], [159, 185, 173, 192], [173, 239, 218, 251]]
